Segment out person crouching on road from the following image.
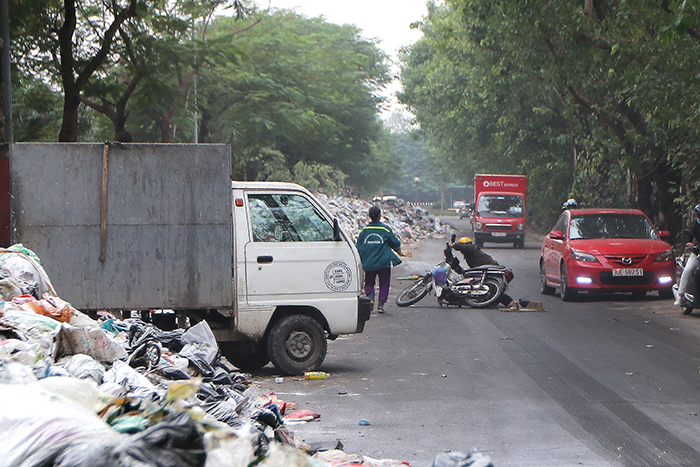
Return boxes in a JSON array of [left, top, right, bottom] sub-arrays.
[[447, 236, 518, 309], [357, 206, 402, 313]]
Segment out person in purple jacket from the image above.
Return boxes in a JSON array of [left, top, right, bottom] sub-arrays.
[[356, 206, 402, 313]]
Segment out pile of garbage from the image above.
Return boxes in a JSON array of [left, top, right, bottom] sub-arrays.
[[0, 244, 492, 467], [315, 193, 452, 242]]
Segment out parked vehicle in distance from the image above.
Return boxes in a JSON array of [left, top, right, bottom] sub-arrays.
[[540, 208, 675, 301], [459, 203, 472, 219], [472, 174, 527, 248]]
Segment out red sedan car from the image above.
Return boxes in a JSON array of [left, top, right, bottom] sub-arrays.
[[540, 208, 675, 301]]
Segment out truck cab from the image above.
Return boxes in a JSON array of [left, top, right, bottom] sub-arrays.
[[226, 181, 371, 374], [472, 174, 527, 248]]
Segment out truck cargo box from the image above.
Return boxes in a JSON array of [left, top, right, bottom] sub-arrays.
[[9, 143, 233, 311]]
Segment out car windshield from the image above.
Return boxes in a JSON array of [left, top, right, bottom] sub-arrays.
[[476, 195, 523, 218], [569, 213, 658, 240]]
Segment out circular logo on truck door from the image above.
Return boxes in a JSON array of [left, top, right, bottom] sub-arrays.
[[324, 261, 352, 291]]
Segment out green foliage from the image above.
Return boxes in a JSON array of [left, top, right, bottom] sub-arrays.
[[400, 0, 700, 236], [6, 1, 397, 195], [199, 10, 397, 194]]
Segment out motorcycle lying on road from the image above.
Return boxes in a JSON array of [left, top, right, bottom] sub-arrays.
[[396, 235, 514, 308], [673, 232, 700, 315]]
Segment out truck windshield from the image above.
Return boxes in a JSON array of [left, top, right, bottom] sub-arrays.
[[477, 195, 523, 218], [248, 193, 334, 242]]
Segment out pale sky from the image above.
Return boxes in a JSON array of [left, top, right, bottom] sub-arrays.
[[259, 0, 430, 117], [262, 0, 427, 60]]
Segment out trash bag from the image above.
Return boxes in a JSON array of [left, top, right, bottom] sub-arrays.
[[58, 322, 128, 362], [63, 353, 105, 384], [115, 411, 206, 467], [101, 359, 164, 401], [200, 400, 240, 426], [127, 319, 185, 353], [0, 244, 57, 298], [179, 321, 220, 379], [432, 450, 494, 467], [0, 383, 122, 466]]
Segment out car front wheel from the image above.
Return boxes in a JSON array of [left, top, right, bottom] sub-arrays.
[[560, 263, 577, 301], [540, 261, 555, 295]]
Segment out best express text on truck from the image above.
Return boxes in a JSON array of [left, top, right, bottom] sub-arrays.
[[472, 174, 527, 248], [1, 143, 372, 375]]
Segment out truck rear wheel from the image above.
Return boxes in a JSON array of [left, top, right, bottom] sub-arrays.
[[267, 314, 327, 375]]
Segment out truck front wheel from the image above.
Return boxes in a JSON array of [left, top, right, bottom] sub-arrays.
[[267, 314, 327, 375]]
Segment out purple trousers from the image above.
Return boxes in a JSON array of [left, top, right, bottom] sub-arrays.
[[364, 268, 391, 303]]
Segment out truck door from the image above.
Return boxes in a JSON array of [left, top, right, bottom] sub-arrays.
[[243, 192, 356, 305]]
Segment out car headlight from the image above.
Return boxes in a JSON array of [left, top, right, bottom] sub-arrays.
[[570, 250, 599, 262], [474, 222, 483, 229], [654, 250, 673, 262], [516, 223, 525, 231]]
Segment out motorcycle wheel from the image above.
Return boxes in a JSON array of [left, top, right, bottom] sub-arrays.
[[683, 306, 693, 315], [465, 277, 502, 308], [396, 275, 431, 307]]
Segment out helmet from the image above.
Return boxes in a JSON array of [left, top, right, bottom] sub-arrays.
[[694, 204, 700, 216], [458, 236, 472, 244], [562, 198, 578, 210]]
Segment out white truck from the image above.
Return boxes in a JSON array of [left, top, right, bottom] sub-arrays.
[[2, 143, 371, 375]]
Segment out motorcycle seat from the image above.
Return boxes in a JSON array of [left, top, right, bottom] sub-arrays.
[[468, 264, 507, 271]]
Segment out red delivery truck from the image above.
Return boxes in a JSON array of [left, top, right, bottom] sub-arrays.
[[472, 174, 527, 249]]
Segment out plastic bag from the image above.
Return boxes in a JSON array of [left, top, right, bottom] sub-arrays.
[[58, 322, 128, 362], [431, 450, 494, 467], [15, 293, 76, 323], [180, 320, 220, 366], [0, 244, 57, 298], [114, 411, 206, 467], [0, 338, 46, 365], [101, 360, 162, 401], [432, 266, 448, 286], [63, 353, 106, 384], [0, 383, 122, 466], [0, 359, 39, 384]]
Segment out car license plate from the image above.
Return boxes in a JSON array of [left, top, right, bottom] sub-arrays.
[[492, 232, 507, 237], [612, 268, 643, 276]]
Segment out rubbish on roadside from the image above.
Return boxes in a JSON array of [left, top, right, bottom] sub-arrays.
[[432, 450, 494, 467], [500, 298, 546, 312], [0, 237, 494, 467], [304, 371, 327, 380], [283, 409, 321, 423], [0, 244, 57, 299], [358, 419, 371, 426]]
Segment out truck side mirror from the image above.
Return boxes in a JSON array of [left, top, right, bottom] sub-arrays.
[[333, 218, 342, 241], [658, 230, 671, 239]]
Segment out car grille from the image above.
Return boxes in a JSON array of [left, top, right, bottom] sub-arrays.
[[485, 224, 512, 231], [599, 271, 654, 286], [602, 254, 647, 267]]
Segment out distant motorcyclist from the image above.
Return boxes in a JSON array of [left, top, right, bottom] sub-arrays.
[[445, 236, 518, 309], [562, 198, 578, 210], [674, 204, 700, 306]]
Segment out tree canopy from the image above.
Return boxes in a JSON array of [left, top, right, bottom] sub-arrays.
[[400, 0, 700, 235], [2, 1, 398, 195]]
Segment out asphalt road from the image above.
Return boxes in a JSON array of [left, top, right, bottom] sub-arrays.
[[257, 218, 700, 467]]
